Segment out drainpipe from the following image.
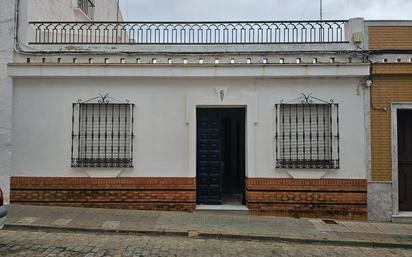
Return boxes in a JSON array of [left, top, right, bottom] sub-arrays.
[[13, 0, 56, 55], [14, 0, 35, 54], [13, 0, 20, 52]]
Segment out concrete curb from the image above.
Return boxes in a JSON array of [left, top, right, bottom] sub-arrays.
[[4, 223, 412, 249]]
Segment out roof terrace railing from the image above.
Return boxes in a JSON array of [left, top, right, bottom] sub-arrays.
[[29, 20, 348, 45]]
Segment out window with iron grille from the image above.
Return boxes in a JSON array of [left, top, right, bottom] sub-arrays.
[[78, 0, 95, 20], [71, 95, 134, 168], [275, 95, 340, 169]]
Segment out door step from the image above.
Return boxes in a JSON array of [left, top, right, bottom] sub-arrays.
[[195, 205, 249, 215], [392, 212, 412, 224]]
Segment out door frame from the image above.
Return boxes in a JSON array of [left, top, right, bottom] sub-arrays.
[[185, 93, 258, 181], [196, 107, 247, 205], [391, 103, 412, 216]]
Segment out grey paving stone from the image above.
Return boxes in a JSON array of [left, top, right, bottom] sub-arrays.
[[101, 221, 120, 230], [16, 217, 39, 224], [51, 219, 73, 226]]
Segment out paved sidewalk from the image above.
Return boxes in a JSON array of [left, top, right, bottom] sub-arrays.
[[4, 205, 412, 248]]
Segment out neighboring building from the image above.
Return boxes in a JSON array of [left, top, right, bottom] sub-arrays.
[[0, 0, 15, 207], [20, 0, 121, 21], [366, 21, 412, 222], [1, 1, 410, 221], [0, 0, 122, 204]]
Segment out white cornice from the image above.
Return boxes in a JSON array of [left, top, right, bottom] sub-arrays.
[[8, 63, 370, 78]]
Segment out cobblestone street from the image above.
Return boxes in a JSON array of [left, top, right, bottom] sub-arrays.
[[0, 229, 410, 257]]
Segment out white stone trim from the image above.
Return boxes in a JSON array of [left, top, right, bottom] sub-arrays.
[[365, 82, 372, 182], [82, 168, 124, 178], [195, 205, 249, 211], [22, 43, 357, 54], [186, 92, 258, 178], [391, 103, 412, 216], [365, 20, 412, 26]]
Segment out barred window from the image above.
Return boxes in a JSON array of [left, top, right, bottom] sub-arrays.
[[275, 97, 340, 169], [78, 0, 95, 19], [71, 97, 134, 168]]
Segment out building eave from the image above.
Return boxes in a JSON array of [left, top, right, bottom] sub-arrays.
[[7, 63, 370, 78]]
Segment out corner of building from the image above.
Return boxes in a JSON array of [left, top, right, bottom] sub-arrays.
[[0, 0, 16, 204]]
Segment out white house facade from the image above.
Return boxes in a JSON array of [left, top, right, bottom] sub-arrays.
[[5, 1, 410, 221]]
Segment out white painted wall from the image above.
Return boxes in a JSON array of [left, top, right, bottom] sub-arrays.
[[12, 76, 369, 180], [0, 0, 16, 203], [21, 0, 121, 21]]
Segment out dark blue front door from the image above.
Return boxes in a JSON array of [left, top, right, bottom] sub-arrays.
[[196, 108, 246, 205], [197, 109, 223, 204], [398, 109, 412, 211]]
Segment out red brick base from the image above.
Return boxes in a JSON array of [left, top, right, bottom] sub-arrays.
[[11, 176, 367, 220], [246, 178, 367, 220], [10, 177, 196, 212]]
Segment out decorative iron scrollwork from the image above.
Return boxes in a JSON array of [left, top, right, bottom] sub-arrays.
[[77, 93, 130, 104], [280, 93, 335, 105]]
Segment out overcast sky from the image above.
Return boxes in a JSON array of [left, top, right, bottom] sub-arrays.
[[118, 0, 412, 21]]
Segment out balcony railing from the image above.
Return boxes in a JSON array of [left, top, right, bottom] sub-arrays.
[[30, 20, 348, 45]]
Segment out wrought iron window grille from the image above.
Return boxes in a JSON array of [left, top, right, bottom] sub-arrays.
[[78, 0, 95, 20], [29, 20, 347, 45], [275, 94, 340, 169], [71, 94, 134, 168]]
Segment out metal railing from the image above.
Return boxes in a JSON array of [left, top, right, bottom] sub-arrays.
[[71, 94, 134, 168], [30, 20, 347, 45], [275, 94, 340, 169]]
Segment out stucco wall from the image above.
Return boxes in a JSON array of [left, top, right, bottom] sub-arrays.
[[22, 0, 120, 21], [17, 0, 122, 48], [0, 0, 16, 203], [12, 76, 368, 180]]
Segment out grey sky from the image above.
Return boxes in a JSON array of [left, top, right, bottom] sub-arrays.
[[119, 0, 412, 21]]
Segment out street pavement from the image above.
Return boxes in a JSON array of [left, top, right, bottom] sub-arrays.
[[4, 205, 412, 248], [0, 229, 411, 257]]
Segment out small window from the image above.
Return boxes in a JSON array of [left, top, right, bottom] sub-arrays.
[[78, 0, 95, 20], [275, 95, 340, 169], [71, 94, 134, 168]]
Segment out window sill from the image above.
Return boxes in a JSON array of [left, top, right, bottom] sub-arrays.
[[276, 160, 339, 169], [286, 169, 328, 179], [81, 168, 124, 178]]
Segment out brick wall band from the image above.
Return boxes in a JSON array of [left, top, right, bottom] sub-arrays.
[[10, 177, 196, 211], [371, 64, 412, 181], [246, 178, 367, 220], [369, 26, 412, 50]]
